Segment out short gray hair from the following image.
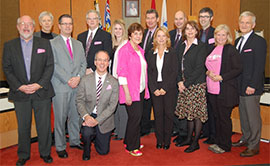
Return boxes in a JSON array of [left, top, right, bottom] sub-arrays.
[[86, 10, 101, 20], [39, 11, 54, 22], [239, 11, 256, 24], [17, 16, 36, 27]]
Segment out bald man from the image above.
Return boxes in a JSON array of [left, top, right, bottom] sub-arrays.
[[3, 15, 54, 165]]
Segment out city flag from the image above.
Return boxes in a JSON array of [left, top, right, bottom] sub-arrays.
[[160, 0, 168, 29], [104, 0, 111, 32]]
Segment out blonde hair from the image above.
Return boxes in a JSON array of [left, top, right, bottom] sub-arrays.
[[153, 27, 171, 50], [111, 19, 127, 47], [214, 24, 233, 45]]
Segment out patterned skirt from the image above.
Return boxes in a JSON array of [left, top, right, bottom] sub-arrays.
[[175, 83, 208, 123]]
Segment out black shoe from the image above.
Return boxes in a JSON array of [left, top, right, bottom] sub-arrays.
[[70, 144, 83, 150], [175, 140, 191, 147], [156, 144, 162, 149], [184, 143, 200, 153], [203, 138, 215, 144], [163, 144, 170, 150], [171, 131, 179, 137], [57, 150, 68, 158], [82, 154, 90, 161], [174, 136, 187, 144], [40, 155, 53, 163], [16, 157, 30, 166], [140, 132, 150, 137], [199, 134, 208, 139], [113, 137, 123, 141]]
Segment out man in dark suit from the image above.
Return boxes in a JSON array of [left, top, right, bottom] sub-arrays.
[[76, 51, 119, 160], [50, 14, 87, 159], [77, 10, 112, 74], [169, 10, 187, 143], [2, 15, 54, 165], [139, 9, 159, 137], [232, 11, 267, 157], [198, 7, 216, 143]]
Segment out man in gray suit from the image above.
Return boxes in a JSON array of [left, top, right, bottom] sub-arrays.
[[50, 14, 87, 158], [76, 51, 119, 161]]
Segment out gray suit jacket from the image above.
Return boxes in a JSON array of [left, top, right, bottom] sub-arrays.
[[50, 35, 87, 92], [76, 72, 119, 134]]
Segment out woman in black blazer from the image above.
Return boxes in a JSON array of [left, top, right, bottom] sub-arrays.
[[206, 24, 242, 153], [175, 21, 208, 153], [148, 27, 178, 150]]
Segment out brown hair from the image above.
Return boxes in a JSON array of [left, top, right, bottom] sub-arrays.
[[127, 23, 144, 38], [182, 21, 200, 41]]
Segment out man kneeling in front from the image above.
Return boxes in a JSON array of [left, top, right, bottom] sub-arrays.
[[76, 51, 119, 160]]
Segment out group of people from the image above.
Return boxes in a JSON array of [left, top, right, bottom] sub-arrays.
[[2, 6, 266, 166]]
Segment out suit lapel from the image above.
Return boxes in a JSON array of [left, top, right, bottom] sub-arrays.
[[15, 38, 28, 82], [58, 36, 73, 61], [241, 32, 254, 53], [99, 74, 110, 99], [30, 37, 38, 81]]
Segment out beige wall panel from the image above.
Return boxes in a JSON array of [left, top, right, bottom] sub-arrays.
[[20, 0, 70, 35], [192, 0, 240, 40], [72, 0, 122, 38]]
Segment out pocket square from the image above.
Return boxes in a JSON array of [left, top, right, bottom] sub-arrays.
[[94, 41, 102, 45], [208, 38, 215, 44], [244, 49, 252, 52], [106, 84, 112, 90], [37, 48, 46, 54]]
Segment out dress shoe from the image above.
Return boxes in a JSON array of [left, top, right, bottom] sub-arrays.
[[113, 137, 123, 141], [16, 157, 30, 166], [208, 144, 225, 154], [57, 150, 68, 158], [240, 148, 259, 157], [184, 143, 200, 153], [171, 131, 179, 137], [82, 154, 90, 161], [203, 138, 215, 144], [163, 144, 170, 150], [40, 155, 53, 163], [156, 144, 162, 149], [199, 134, 208, 139], [174, 136, 187, 144], [70, 144, 83, 150], [232, 140, 247, 147], [175, 140, 191, 147]]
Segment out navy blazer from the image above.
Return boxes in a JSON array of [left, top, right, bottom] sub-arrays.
[[208, 44, 242, 107], [235, 32, 267, 96], [77, 28, 112, 70], [2, 37, 55, 101], [177, 40, 207, 88], [147, 47, 178, 93]]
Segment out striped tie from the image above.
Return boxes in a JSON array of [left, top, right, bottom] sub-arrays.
[[96, 77, 102, 107]]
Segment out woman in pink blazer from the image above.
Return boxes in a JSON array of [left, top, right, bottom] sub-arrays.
[[117, 23, 150, 157]]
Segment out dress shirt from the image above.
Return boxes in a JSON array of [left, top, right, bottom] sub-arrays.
[[143, 26, 157, 50], [61, 35, 73, 52], [20, 37, 33, 81], [154, 49, 168, 82], [236, 30, 253, 52], [87, 27, 98, 44]]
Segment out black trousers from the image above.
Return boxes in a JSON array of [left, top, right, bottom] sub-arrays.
[[202, 93, 216, 138], [208, 94, 233, 151], [14, 99, 52, 159], [141, 95, 153, 134], [81, 114, 112, 157], [124, 92, 144, 151], [152, 84, 176, 145]]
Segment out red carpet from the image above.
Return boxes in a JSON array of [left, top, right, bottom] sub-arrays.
[[0, 133, 269, 165]]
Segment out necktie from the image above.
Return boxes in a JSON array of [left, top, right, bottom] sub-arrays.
[[174, 34, 181, 48], [144, 31, 152, 50], [201, 30, 206, 43], [66, 38, 73, 60], [96, 76, 102, 107], [238, 36, 244, 53], [85, 32, 93, 56]]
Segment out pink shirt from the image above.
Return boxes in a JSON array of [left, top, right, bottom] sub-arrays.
[[117, 41, 150, 104], [205, 45, 223, 94]]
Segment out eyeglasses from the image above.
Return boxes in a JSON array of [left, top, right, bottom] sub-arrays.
[[87, 17, 99, 21], [19, 22, 34, 27], [60, 23, 73, 26], [199, 15, 211, 19], [95, 58, 109, 62]]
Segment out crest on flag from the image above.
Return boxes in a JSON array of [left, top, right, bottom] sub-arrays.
[[104, 0, 111, 32]]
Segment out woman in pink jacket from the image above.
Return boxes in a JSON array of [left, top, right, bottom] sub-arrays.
[[117, 23, 150, 157]]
